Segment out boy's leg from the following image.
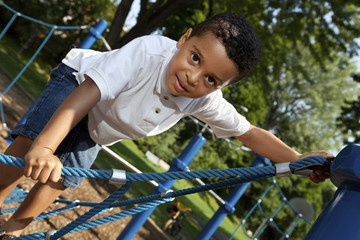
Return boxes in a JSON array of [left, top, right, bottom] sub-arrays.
[[0, 119, 100, 237], [0, 181, 66, 237], [0, 136, 33, 207], [0, 64, 86, 236], [0, 63, 76, 207], [0, 136, 67, 237]]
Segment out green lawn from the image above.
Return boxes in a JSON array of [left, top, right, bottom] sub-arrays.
[[0, 37, 53, 99]]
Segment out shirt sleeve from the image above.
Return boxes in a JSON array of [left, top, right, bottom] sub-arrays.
[[81, 38, 147, 101], [192, 91, 251, 138]]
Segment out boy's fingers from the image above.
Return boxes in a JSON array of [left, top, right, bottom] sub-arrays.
[[301, 152, 334, 160], [314, 168, 330, 179], [30, 167, 42, 181], [38, 169, 52, 184], [49, 164, 63, 183], [309, 167, 330, 183], [23, 165, 32, 178], [309, 173, 323, 183], [23, 156, 62, 183]]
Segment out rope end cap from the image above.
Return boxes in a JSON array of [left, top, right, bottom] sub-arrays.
[[110, 169, 127, 185], [275, 162, 292, 178]]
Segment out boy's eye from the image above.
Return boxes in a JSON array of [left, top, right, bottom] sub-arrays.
[[206, 76, 216, 86], [191, 53, 200, 64]]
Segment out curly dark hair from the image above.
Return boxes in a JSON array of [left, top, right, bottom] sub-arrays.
[[190, 12, 261, 82]]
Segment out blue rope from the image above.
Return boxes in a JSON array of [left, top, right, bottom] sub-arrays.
[[49, 181, 132, 239], [1, 207, 17, 214], [0, 11, 17, 40], [0, 2, 87, 30], [0, 153, 328, 239], [0, 1, 89, 129], [55, 198, 173, 238], [0, 154, 112, 180], [229, 178, 314, 240], [4, 198, 25, 204], [34, 203, 79, 222], [12, 233, 46, 240], [11, 198, 172, 239], [5, 193, 28, 199], [0, 154, 328, 183]]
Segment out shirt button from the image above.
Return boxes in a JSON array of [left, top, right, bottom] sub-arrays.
[[155, 108, 161, 113], [164, 96, 169, 100]]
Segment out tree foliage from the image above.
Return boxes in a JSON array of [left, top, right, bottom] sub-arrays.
[[1, 0, 116, 61], [265, 47, 359, 153], [336, 74, 360, 143], [106, 0, 200, 49]]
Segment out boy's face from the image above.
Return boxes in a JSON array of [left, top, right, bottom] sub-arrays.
[[166, 29, 239, 98]]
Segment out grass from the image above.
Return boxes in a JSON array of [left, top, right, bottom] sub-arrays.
[[0, 36, 53, 99], [0, 35, 249, 239]]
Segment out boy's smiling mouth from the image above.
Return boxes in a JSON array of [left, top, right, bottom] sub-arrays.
[[175, 75, 188, 92]]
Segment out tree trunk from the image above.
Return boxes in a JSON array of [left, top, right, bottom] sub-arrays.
[[106, 0, 134, 49], [111, 0, 198, 49]]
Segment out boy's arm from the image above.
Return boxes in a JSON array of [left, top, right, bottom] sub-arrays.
[[236, 125, 301, 163], [24, 75, 100, 184], [236, 125, 332, 182]]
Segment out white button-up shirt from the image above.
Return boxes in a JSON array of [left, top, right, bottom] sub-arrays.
[[62, 35, 250, 146]]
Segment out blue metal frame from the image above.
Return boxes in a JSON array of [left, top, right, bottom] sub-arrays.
[[305, 144, 360, 239], [197, 154, 270, 240], [117, 133, 206, 239]]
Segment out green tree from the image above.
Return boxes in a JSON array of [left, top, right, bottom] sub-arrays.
[[106, 0, 201, 49], [263, 47, 359, 152], [1, 0, 116, 61], [336, 74, 360, 143], [237, 47, 359, 239]]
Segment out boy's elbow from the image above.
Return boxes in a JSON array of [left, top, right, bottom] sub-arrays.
[[235, 124, 256, 143]]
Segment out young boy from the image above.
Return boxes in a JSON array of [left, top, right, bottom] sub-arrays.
[[0, 12, 331, 238]]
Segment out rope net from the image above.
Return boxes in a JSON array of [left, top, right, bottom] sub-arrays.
[[0, 154, 328, 239], [230, 178, 313, 240], [0, 1, 88, 131]]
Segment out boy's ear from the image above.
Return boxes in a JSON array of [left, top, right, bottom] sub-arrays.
[[176, 28, 193, 48]]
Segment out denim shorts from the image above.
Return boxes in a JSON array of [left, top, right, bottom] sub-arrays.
[[11, 63, 102, 189]]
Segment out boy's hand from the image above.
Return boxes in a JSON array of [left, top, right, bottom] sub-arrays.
[[24, 146, 63, 184], [308, 166, 330, 183], [299, 152, 334, 183]]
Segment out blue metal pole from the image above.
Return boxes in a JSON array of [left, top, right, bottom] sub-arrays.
[[196, 154, 270, 240], [305, 144, 360, 240], [6, 19, 108, 144], [118, 134, 206, 240], [77, 19, 108, 49]]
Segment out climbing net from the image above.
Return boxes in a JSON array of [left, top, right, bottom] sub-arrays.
[[0, 154, 328, 239], [230, 177, 313, 239], [0, 1, 88, 130]]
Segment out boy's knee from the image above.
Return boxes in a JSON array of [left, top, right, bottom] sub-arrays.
[[4, 136, 33, 157]]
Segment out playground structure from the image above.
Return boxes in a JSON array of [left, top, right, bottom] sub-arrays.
[[1, 2, 360, 240], [0, 149, 331, 240]]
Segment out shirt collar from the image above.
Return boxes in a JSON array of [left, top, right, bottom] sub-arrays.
[[155, 47, 193, 111]]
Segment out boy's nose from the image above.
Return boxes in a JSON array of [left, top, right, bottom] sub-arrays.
[[187, 71, 201, 86]]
